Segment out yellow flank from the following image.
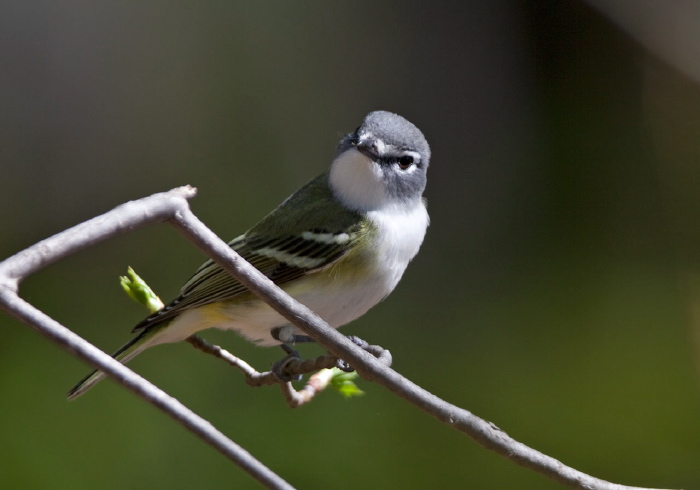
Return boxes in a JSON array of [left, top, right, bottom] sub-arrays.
[[197, 302, 237, 325]]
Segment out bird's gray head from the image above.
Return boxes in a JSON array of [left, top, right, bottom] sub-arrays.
[[329, 111, 430, 212]]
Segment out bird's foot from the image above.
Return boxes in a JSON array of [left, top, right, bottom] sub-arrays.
[[271, 344, 303, 382], [334, 335, 370, 372], [270, 328, 391, 376]]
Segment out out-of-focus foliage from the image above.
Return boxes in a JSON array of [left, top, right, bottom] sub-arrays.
[[329, 369, 364, 399], [1, 1, 699, 488]]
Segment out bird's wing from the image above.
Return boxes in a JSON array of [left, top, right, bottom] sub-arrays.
[[132, 173, 367, 332], [131, 225, 366, 332]]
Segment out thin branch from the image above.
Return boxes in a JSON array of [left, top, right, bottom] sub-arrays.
[[169, 204, 674, 490], [0, 187, 197, 291], [0, 187, 676, 490], [185, 334, 347, 407], [280, 369, 338, 408], [186, 334, 336, 384], [0, 188, 293, 490], [185, 335, 262, 380]]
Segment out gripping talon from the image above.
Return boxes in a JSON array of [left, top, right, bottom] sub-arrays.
[[336, 358, 355, 373], [346, 335, 369, 349], [335, 335, 371, 372], [271, 344, 303, 382], [270, 332, 382, 376]]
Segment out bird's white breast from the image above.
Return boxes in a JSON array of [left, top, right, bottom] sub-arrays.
[[365, 200, 430, 293], [305, 199, 428, 318]]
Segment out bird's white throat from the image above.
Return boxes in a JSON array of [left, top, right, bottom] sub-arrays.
[[329, 148, 392, 212], [329, 145, 429, 277]]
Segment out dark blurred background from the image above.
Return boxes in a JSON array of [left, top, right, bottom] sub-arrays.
[[2, 1, 700, 488]]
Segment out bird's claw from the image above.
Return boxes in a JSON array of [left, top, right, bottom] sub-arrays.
[[335, 335, 372, 372], [270, 332, 390, 378], [271, 345, 303, 382]]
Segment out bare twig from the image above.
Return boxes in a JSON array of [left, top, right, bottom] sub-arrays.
[[0, 188, 293, 490], [185, 334, 348, 407], [169, 203, 674, 490], [0, 187, 675, 490], [280, 369, 338, 408], [186, 335, 262, 380]]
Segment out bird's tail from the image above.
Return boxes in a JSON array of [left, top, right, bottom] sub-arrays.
[[67, 324, 168, 401]]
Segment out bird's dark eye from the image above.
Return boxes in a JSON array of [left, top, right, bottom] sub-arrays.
[[398, 155, 414, 169]]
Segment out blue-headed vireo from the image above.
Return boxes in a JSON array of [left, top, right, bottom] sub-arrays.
[[68, 110, 430, 399]]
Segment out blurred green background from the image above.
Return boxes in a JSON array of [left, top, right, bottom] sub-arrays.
[[2, 1, 700, 488]]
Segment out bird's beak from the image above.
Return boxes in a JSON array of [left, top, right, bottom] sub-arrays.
[[354, 138, 380, 160]]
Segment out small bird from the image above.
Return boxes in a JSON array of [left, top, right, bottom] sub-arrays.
[[68, 110, 430, 399]]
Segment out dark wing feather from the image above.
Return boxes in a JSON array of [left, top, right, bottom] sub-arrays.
[[131, 231, 355, 332]]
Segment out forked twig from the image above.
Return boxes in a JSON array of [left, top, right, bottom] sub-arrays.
[[185, 334, 351, 407]]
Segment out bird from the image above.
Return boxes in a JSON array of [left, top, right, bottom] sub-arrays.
[[68, 110, 430, 400]]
